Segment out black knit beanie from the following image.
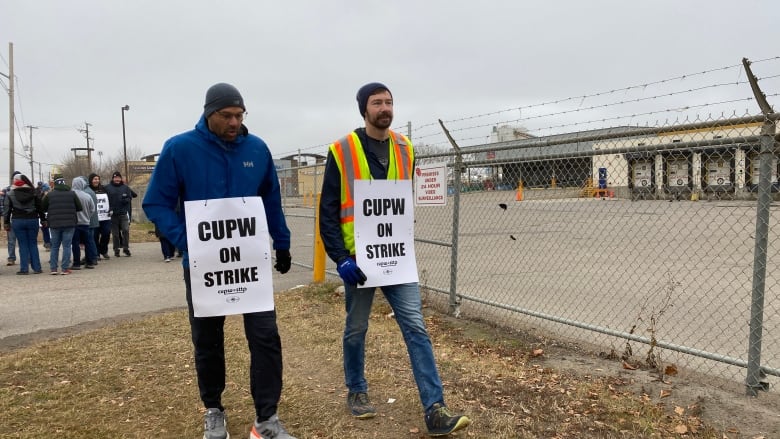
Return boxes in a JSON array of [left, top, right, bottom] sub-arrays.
[[356, 82, 391, 117]]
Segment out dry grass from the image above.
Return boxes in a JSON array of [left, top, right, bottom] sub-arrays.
[[0, 282, 727, 438], [129, 221, 160, 244]]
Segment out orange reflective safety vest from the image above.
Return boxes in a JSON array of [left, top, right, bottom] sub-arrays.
[[328, 129, 414, 255]]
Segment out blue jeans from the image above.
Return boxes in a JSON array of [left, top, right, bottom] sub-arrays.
[[72, 224, 98, 266], [343, 281, 444, 411], [50, 227, 76, 271], [41, 223, 51, 245], [6, 226, 16, 261], [11, 218, 41, 272]]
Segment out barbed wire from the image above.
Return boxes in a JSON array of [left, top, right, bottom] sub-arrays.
[[418, 94, 779, 150], [410, 63, 749, 134], [411, 72, 780, 142], [412, 57, 780, 135], [413, 80, 758, 141]]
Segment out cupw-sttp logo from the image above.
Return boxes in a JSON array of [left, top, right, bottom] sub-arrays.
[[244, 161, 254, 168]]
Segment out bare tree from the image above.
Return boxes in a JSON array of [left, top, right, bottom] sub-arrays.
[[53, 145, 150, 184]]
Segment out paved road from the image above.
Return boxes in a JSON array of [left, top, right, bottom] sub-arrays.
[[0, 241, 321, 344]]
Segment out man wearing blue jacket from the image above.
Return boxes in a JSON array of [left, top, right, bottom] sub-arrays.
[[143, 83, 295, 439]]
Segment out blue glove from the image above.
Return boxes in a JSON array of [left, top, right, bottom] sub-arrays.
[[337, 257, 367, 285]]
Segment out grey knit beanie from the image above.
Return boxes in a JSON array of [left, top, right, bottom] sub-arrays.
[[203, 83, 245, 117]]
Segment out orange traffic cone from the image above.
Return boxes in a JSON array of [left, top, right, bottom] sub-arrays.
[[515, 183, 524, 201]]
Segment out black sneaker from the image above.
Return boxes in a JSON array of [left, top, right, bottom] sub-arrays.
[[101, 253, 110, 260], [425, 403, 471, 436], [347, 392, 376, 419], [123, 249, 131, 256], [114, 250, 120, 257]]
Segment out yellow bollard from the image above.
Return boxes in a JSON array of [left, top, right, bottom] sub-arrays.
[[515, 182, 524, 201], [313, 193, 326, 282]]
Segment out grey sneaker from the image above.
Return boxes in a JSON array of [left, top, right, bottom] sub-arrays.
[[249, 414, 296, 439], [347, 392, 376, 419], [204, 408, 230, 439]]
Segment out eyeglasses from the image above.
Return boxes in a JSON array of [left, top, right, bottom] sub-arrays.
[[214, 110, 247, 122]]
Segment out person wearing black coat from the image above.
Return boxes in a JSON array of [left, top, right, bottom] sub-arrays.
[[3, 174, 46, 274], [103, 171, 137, 257]]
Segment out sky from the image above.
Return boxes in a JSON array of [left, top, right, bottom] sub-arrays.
[[1, 0, 779, 184]]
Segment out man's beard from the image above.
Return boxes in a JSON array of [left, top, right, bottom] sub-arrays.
[[368, 111, 393, 130]]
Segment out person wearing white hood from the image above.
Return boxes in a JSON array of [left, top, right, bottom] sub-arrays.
[[70, 177, 98, 270]]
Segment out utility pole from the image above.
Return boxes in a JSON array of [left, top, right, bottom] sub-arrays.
[[0, 42, 13, 184], [26, 125, 37, 179], [78, 122, 93, 169]]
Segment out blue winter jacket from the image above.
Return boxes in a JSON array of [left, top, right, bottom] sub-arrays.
[[142, 116, 290, 267]]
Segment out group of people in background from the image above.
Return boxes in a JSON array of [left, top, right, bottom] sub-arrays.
[[1, 170, 141, 275]]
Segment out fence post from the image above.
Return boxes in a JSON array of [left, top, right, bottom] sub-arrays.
[[439, 120, 463, 316], [746, 120, 775, 396], [743, 58, 775, 396]]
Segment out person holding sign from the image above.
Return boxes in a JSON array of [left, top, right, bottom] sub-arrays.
[[88, 173, 112, 260], [143, 82, 295, 439], [319, 82, 471, 436]]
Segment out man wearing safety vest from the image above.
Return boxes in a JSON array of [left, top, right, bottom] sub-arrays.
[[319, 82, 471, 436]]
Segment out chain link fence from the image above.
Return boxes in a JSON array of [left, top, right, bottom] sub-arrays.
[[412, 113, 780, 397], [279, 116, 780, 398], [274, 58, 780, 398]]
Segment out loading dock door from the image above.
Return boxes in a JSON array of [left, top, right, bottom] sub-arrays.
[[633, 159, 653, 188], [705, 158, 732, 187], [749, 154, 778, 185], [667, 158, 689, 188]]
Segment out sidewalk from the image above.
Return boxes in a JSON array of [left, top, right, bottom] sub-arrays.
[[0, 241, 315, 345]]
